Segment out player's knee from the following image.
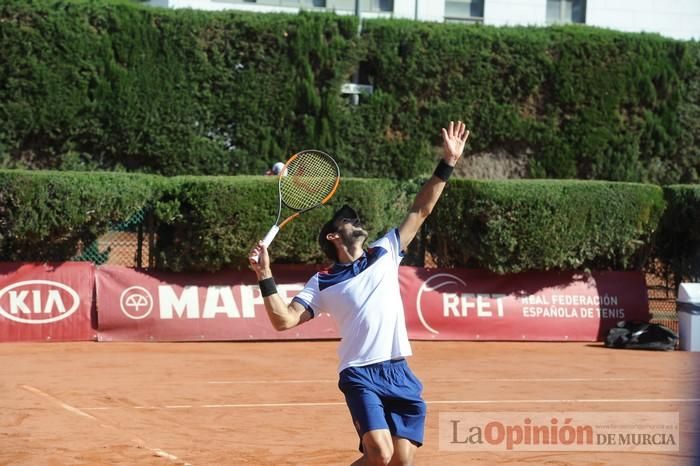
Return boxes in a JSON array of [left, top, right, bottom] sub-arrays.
[[364, 443, 393, 466], [388, 454, 414, 466], [389, 437, 418, 466], [366, 452, 392, 466]]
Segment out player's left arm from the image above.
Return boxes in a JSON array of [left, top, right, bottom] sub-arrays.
[[398, 120, 470, 252]]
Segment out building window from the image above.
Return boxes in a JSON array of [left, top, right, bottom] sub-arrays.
[[327, 0, 354, 10], [370, 0, 393, 12], [546, 0, 586, 24], [444, 0, 484, 23], [280, 0, 326, 6], [313, 0, 392, 13], [212, 0, 390, 12]]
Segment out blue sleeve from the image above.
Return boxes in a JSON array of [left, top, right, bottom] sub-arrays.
[[293, 274, 322, 318], [392, 228, 406, 258], [292, 297, 315, 318]]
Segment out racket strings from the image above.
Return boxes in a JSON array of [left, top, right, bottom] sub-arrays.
[[280, 152, 338, 211]]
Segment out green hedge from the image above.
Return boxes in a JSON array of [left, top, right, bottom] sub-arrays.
[[654, 185, 700, 283], [427, 180, 665, 273], [1, 0, 698, 182], [153, 176, 414, 271], [0, 169, 677, 275], [0, 169, 162, 261]]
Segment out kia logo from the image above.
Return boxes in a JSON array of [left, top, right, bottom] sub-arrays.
[[415, 273, 466, 335], [0, 280, 81, 324]]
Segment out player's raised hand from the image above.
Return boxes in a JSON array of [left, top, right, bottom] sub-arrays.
[[441, 120, 470, 166]]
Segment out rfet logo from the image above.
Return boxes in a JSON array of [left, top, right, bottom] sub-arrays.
[[0, 280, 81, 324], [415, 273, 506, 335]]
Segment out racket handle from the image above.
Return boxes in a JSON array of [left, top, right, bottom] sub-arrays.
[[250, 226, 280, 264], [261, 225, 280, 247]]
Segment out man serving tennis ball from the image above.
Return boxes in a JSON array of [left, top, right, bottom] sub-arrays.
[[249, 121, 470, 466]]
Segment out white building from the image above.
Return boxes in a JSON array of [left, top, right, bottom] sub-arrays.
[[149, 0, 700, 41]]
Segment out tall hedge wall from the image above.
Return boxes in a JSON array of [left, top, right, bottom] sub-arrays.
[[654, 185, 700, 283], [0, 0, 361, 175], [361, 21, 700, 183], [1, 0, 699, 182], [0, 169, 677, 276]]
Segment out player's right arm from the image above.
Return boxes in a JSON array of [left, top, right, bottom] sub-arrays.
[[398, 121, 469, 252], [248, 241, 312, 331]]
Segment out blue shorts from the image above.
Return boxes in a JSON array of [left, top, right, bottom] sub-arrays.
[[338, 358, 427, 452]]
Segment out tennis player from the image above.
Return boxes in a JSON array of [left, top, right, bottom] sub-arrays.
[[249, 121, 470, 465]]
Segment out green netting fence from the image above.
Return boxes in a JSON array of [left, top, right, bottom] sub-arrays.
[[73, 207, 154, 268]]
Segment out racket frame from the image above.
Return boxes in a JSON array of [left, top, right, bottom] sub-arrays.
[[254, 150, 340, 257]]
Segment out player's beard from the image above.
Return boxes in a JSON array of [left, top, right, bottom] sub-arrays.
[[339, 227, 368, 249]]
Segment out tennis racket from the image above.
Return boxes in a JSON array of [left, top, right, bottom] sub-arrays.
[[251, 149, 340, 263]]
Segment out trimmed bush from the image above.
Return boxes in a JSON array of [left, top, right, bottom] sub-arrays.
[[0, 170, 674, 275], [0, 169, 162, 261], [152, 176, 414, 271], [427, 179, 666, 273]]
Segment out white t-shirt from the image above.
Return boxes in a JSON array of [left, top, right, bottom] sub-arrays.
[[293, 228, 413, 372]]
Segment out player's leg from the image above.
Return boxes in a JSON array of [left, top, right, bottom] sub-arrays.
[[340, 366, 393, 465], [382, 360, 427, 464], [389, 437, 417, 466]]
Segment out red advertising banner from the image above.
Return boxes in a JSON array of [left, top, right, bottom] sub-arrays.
[[400, 267, 650, 341], [0, 262, 96, 342], [95, 265, 339, 342], [96, 265, 649, 342]]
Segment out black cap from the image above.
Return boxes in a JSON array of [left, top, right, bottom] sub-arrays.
[[318, 204, 360, 262]]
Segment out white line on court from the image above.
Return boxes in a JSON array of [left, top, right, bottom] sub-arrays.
[[428, 398, 700, 405], [206, 377, 699, 384], [77, 397, 700, 411], [201, 402, 344, 408], [207, 379, 335, 384], [22, 385, 98, 420], [21, 385, 193, 466]]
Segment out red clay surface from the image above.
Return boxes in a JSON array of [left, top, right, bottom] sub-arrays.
[[1, 341, 698, 465]]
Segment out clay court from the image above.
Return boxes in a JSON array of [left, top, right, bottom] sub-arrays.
[[1, 341, 698, 465]]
